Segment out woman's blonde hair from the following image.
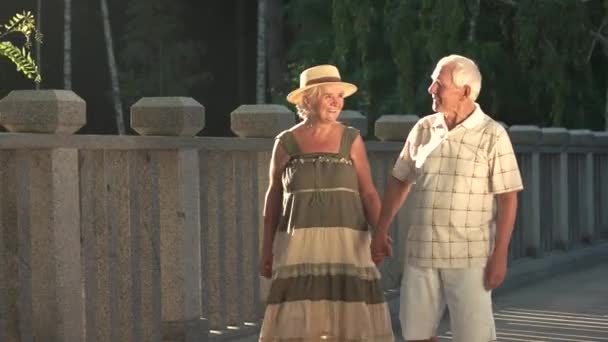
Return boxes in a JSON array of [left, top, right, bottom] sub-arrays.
[[294, 86, 323, 119]]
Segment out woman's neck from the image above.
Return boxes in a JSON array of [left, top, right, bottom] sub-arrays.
[[303, 118, 335, 133]]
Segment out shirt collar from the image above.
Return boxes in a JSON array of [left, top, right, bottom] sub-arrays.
[[433, 103, 485, 130], [430, 113, 447, 129], [461, 103, 485, 129]]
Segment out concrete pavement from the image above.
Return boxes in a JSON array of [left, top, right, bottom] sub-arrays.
[[231, 244, 608, 341], [421, 263, 608, 341]]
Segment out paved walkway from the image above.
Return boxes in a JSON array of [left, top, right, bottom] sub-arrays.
[[420, 263, 608, 341], [234, 262, 608, 341]]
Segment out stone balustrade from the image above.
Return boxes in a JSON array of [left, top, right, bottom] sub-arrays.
[[0, 91, 606, 342]]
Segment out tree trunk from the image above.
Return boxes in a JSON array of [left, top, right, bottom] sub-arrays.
[[256, 0, 267, 104], [63, 0, 71, 89], [266, 0, 286, 100], [604, 82, 607, 131], [36, 0, 42, 90], [100, 0, 126, 134], [604, 30, 608, 131], [235, 0, 248, 103], [605, 46, 608, 131], [467, 0, 480, 42]]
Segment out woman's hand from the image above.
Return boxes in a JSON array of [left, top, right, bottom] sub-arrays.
[[259, 251, 273, 278], [371, 231, 393, 265]]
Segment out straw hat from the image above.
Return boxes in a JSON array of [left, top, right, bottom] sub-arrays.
[[286, 64, 357, 104]]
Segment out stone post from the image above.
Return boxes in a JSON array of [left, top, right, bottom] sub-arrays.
[[592, 132, 608, 239], [131, 97, 207, 341], [569, 129, 595, 243], [374, 115, 419, 141], [0, 90, 86, 341], [541, 128, 570, 249], [339, 110, 368, 137], [230, 104, 295, 318], [509, 125, 542, 257]]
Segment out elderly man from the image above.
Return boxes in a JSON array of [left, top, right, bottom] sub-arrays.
[[372, 55, 523, 342]]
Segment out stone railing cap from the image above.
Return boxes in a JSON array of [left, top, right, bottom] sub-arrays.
[[376, 114, 420, 122], [509, 125, 541, 131], [338, 110, 368, 137], [569, 129, 592, 134], [591, 131, 608, 146], [568, 129, 594, 146], [132, 96, 202, 106], [339, 110, 365, 117], [130, 96, 205, 136], [540, 127, 570, 146], [508, 125, 542, 145], [374, 114, 420, 141], [230, 104, 295, 138], [0, 89, 86, 134], [231, 104, 292, 114]]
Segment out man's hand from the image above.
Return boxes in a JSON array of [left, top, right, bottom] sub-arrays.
[[371, 231, 393, 265], [484, 251, 507, 290]]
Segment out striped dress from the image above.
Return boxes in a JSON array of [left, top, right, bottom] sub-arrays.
[[259, 126, 394, 342]]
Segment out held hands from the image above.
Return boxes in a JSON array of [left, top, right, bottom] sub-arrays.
[[371, 231, 393, 265], [484, 250, 508, 290], [259, 251, 273, 278]]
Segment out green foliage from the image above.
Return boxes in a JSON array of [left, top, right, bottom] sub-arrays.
[[285, 0, 605, 131], [513, 0, 591, 126], [0, 11, 42, 83], [284, 0, 336, 89], [332, 0, 400, 131], [119, 0, 210, 107]]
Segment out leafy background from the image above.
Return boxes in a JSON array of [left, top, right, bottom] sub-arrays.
[[0, 0, 606, 135]]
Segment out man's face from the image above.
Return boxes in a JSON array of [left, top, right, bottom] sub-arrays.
[[427, 64, 464, 113]]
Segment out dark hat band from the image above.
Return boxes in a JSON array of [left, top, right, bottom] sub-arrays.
[[305, 77, 342, 86]]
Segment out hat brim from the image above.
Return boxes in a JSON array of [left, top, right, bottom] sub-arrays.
[[286, 82, 357, 104]]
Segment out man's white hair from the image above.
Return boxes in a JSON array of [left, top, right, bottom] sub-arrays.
[[434, 54, 482, 101]]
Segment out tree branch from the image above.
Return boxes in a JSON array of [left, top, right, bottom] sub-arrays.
[[496, 0, 591, 7], [589, 30, 608, 48], [587, 19, 608, 62], [495, 0, 518, 7]]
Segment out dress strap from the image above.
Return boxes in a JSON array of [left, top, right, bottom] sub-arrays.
[[338, 126, 360, 158], [275, 130, 300, 157]]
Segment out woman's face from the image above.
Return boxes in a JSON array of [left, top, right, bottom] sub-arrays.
[[313, 84, 345, 122]]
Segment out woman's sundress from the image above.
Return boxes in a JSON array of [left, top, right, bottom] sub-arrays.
[[259, 126, 394, 342]]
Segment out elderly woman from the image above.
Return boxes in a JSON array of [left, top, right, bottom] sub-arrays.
[[258, 65, 394, 341]]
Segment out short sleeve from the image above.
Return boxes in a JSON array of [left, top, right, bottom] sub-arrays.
[[391, 123, 419, 184], [489, 129, 524, 194]]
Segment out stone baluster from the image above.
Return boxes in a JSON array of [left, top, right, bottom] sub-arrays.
[[231, 104, 295, 326], [541, 128, 570, 250], [569, 130, 595, 243], [0, 90, 86, 341], [509, 125, 542, 257], [131, 97, 207, 342]]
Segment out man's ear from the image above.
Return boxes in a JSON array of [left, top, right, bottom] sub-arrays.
[[462, 85, 471, 99]]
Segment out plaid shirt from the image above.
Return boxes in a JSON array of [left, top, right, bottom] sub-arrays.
[[392, 104, 523, 268]]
